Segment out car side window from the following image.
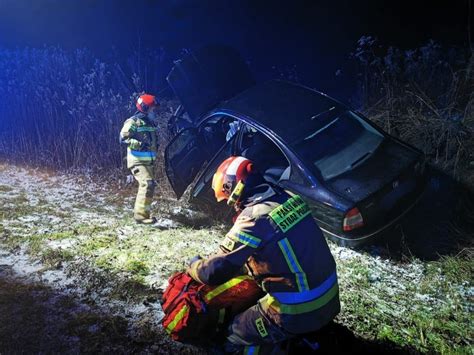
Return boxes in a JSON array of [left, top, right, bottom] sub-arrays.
[[238, 124, 292, 185], [198, 115, 237, 157]]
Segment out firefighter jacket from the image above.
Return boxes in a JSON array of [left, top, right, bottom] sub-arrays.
[[119, 112, 158, 168], [188, 184, 340, 334]]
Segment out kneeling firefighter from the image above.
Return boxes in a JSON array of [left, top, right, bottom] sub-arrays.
[[120, 94, 160, 224], [187, 156, 340, 353]]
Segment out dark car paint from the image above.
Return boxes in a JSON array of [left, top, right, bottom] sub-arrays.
[[177, 111, 355, 239], [179, 107, 424, 246], [214, 80, 347, 145], [165, 80, 427, 247], [326, 139, 420, 203]]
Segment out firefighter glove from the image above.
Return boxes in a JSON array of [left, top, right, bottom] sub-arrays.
[[188, 255, 202, 267], [128, 138, 141, 151]]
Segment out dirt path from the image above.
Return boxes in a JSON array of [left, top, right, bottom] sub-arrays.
[[0, 163, 472, 353]]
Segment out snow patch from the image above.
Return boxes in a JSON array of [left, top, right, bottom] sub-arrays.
[[154, 217, 181, 229], [47, 238, 77, 250]]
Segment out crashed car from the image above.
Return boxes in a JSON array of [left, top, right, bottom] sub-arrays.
[[164, 46, 427, 247]]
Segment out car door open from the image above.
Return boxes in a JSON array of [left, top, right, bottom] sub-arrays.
[[165, 115, 238, 199], [165, 128, 206, 199]]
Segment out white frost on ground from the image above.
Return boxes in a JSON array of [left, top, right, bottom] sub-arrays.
[[47, 238, 78, 250], [329, 242, 473, 339], [0, 243, 166, 332], [18, 215, 43, 223], [154, 217, 182, 229], [1, 247, 44, 276], [332, 245, 425, 287], [0, 164, 167, 337], [0, 163, 471, 352]]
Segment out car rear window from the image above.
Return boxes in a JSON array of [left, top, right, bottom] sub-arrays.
[[292, 111, 384, 180]]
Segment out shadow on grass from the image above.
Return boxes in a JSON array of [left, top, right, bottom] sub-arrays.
[[288, 321, 418, 354], [0, 267, 418, 354], [368, 167, 474, 261], [0, 265, 174, 354]]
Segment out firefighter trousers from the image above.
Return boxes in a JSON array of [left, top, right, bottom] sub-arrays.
[[131, 165, 156, 220], [225, 302, 291, 355]]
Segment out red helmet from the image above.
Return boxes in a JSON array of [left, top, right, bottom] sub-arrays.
[[136, 94, 158, 113], [212, 156, 254, 205]]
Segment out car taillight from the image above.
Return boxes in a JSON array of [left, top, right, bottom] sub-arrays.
[[343, 207, 364, 231]]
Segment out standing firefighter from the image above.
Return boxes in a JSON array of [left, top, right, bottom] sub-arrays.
[[120, 94, 159, 224], [187, 156, 341, 354]]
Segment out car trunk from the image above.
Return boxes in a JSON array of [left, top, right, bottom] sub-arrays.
[[326, 138, 426, 235], [166, 45, 255, 124]]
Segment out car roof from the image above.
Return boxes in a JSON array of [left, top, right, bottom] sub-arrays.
[[215, 80, 345, 143]]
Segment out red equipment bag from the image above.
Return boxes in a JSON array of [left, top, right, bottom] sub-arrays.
[[161, 272, 264, 343]]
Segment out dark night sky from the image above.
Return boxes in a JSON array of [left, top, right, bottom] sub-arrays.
[[0, 0, 470, 100]]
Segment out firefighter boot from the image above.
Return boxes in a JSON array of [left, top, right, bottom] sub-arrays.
[[134, 215, 157, 225]]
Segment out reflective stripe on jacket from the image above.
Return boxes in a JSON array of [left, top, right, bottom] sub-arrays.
[[187, 184, 340, 333], [119, 112, 158, 168]]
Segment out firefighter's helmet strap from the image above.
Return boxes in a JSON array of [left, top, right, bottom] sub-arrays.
[[227, 180, 245, 206]]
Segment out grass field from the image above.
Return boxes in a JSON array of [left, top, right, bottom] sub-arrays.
[[0, 163, 472, 353]]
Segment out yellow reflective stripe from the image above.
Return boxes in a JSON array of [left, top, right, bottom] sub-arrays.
[[128, 157, 154, 163], [278, 238, 309, 292], [228, 180, 245, 205], [204, 275, 251, 302], [265, 283, 339, 315], [165, 305, 189, 334], [138, 157, 154, 160], [130, 156, 154, 161]]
